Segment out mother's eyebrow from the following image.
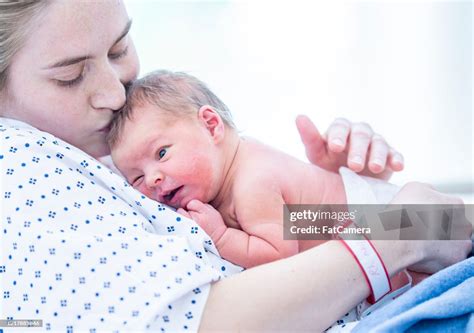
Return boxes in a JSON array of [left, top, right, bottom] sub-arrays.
[[44, 55, 89, 69], [44, 19, 133, 69]]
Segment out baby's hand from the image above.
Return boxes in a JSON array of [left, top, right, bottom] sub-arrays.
[[177, 200, 227, 243]]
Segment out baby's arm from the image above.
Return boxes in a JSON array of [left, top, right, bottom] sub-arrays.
[[215, 218, 299, 269], [181, 188, 298, 268]]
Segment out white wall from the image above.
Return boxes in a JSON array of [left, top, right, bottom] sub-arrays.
[[125, 0, 472, 199]]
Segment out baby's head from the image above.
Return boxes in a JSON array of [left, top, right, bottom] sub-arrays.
[[108, 70, 237, 208]]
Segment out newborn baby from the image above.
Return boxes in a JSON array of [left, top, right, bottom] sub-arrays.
[[109, 70, 357, 268]]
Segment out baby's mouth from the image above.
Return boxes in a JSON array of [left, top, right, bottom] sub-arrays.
[[163, 186, 184, 206]]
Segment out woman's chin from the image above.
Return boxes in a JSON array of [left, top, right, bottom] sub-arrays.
[[85, 141, 111, 159]]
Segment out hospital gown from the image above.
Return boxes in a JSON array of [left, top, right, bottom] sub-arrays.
[[0, 117, 408, 332], [0, 118, 242, 332]]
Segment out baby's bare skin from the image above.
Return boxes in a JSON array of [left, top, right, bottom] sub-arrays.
[[112, 104, 348, 268], [112, 104, 431, 293], [205, 136, 347, 267]]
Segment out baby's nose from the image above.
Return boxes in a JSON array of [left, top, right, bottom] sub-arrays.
[[145, 172, 164, 188]]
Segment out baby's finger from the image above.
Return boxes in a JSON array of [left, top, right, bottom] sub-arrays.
[[186, 199, 206, 212], [388, 148, 404, 171], [367, 134, 388, 174], [188, 211, 202, 223], [348, 122, 373, 172], [326, 118, 351, 153], [177, 208, 192, 219]]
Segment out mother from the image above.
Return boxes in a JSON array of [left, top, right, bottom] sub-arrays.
[[0, 1, 470, 332]]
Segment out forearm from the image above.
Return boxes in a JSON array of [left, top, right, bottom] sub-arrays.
[[215, 227, 298, 268], [199, 240, 418, 332]]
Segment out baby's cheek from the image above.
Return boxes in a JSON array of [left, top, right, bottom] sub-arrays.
[[181, 158, 210, 183], [175, 151, 219, 203], [137, 185, 155, 201]]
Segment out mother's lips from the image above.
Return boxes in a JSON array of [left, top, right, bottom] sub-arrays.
[[98, 124, 111, 133]]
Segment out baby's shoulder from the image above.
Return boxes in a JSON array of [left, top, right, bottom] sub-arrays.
[[235, 136, 331, 204], [232, 139, 293, 201], [236, 138, 282, 177]]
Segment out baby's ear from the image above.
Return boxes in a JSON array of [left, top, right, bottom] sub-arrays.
[[197, 105, 225, 143]]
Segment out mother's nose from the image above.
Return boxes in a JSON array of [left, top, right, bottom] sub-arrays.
[[89, 65, 126, 112]]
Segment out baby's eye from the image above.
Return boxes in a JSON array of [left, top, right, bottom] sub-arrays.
[[132, 175, 144, 187], [158, 148, 167, 159]]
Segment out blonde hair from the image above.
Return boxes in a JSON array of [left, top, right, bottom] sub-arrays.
[[108, 69, 236, 147], [0, 1, 49, 91]]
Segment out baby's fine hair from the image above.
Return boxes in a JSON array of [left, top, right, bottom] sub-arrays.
[[108, 69, 235, 147]]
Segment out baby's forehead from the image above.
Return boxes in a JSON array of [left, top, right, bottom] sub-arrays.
[[126, 104, 196, 135], [133, 101, 189, 119]]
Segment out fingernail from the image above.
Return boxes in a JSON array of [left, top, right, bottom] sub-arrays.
[[393, 155, 404, 164], [332, 138, 344, 147], [372, 158, 383, 166], [351, 156, 363, 165]]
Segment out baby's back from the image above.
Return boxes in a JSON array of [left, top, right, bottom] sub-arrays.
[[233, 137, 346, 206], [228, 137, 347, 252]]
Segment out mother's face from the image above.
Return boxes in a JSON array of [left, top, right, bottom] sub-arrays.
[[3, 0, 139, 157]]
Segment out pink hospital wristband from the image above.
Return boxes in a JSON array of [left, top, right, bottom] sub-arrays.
[[338, 235, 392, 304]]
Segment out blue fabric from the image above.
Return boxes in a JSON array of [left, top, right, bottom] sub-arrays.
[[353, 257, 474, 332]]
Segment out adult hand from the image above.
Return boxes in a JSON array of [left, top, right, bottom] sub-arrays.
[[296, 115, 404, 180], [389, 182, 472, 273]]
